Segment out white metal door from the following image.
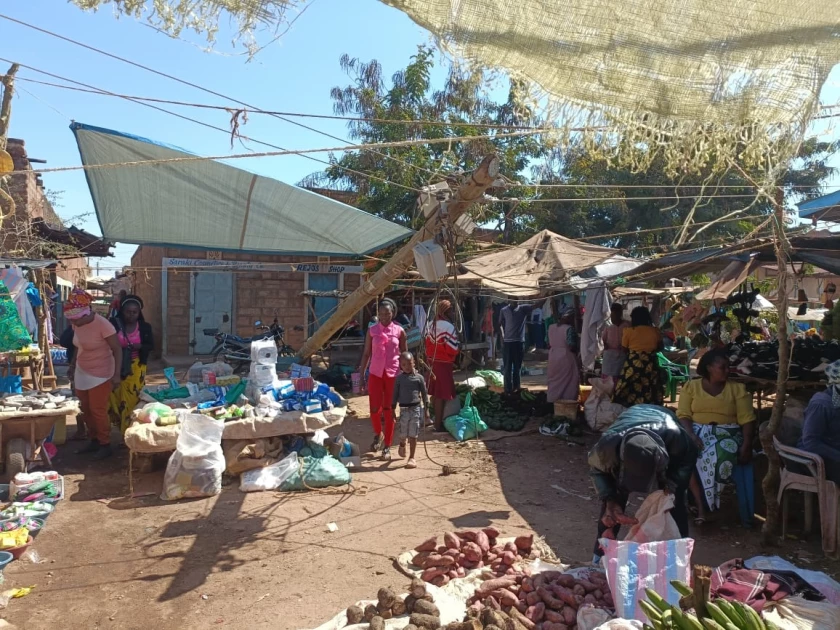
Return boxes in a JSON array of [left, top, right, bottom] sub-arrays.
[[190, 271, 234, 354]]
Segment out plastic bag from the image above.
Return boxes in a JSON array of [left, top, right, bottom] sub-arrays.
[[601, 537, 694, 621], [0, 375, 22, 395], [578, 605, 613, 630], [444, 392, 488, 441], [250, 338, 277, 365], [279, 455, 351, 491], [240, 453, 299, 492], [136, 402, 176, 425], [763, 598, 840, 630], [161, 414, 225, 501], [476, 370, 504, 387], [624, 490, 682, 543], [584, 377, 624, 432]]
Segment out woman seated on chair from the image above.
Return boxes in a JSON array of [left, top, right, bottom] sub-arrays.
[[798, 359, 840, 484], [677, 348, 756, 528]]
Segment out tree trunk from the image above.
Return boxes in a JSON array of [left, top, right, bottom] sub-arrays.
[[297, 154, 500, 360], [761, 187, 791, 545]]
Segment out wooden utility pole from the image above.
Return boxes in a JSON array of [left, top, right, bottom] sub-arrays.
[[0, 63, 20, 223], [760, 185, 791, 544], [0, 63, 19, 151], [297, 154, 500, 360]]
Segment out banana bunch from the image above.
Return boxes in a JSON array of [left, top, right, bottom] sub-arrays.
[[520, 390, 536, 402], [640, 583, 776, 630]]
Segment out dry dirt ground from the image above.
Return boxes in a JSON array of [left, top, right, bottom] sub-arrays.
[[0, 367, 833, 629]]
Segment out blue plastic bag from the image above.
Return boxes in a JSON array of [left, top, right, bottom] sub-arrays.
[[0, 374, 22, 395], [444, 391, 488, 441]]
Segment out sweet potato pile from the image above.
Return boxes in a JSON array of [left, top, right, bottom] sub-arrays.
[[349, 579, 444, 629], [412, 528, 536, 586], [465, 569, 613, 630]]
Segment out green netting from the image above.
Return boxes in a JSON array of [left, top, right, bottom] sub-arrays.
[[0, 281, 32, 352]]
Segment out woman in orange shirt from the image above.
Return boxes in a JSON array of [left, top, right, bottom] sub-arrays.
[[65, 289, 122, 460], [612, 306, 664, 407]]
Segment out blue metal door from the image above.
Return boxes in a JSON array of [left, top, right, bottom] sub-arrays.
[[308, 273, 339, 337]]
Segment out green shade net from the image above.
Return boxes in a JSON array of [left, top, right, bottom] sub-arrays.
[[0, 281, 32, 352], [70, 123, 412, 256]]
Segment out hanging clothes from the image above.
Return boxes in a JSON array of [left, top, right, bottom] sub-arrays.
[[414, 304, 427, 338], [581, 286, 612, 371]]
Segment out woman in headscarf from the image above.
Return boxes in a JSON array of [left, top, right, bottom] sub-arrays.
[[109, 295, 154, 434], [612, 306, 664, 407], [546, 304, 580, 402], [677, 348, 755, 527], [358, 298, 407, 460], [424, 299, 459, 431], [798, 359, 840, 484], [65, 289, 122, 459]]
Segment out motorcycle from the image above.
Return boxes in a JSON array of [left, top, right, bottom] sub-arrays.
[[204, 316, 298, 375]]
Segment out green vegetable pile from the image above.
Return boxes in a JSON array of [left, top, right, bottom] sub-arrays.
[[456, 386, 546, 432], [641, 583, 778, 630]]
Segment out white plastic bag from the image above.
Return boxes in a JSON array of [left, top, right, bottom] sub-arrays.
[[624, 490, 682, 543], [161, 414, 225, 501], [601, 537, 694, 621], [250, 338, 278, 365], [584, 388, 624, 432], [763, 598, 840, 630], [240, 453, 299, 492]]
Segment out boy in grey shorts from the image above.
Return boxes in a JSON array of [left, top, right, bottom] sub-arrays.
[[391, 352, 429, 468]]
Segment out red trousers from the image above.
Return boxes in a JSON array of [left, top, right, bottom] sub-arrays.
[[76, 380, 112, 446], [368, 373, 395, 446]]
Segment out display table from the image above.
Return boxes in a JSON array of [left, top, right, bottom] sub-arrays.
[[730, 375, 825, 410], [0, 403, 79, 475], [124, 404, 348, 454]]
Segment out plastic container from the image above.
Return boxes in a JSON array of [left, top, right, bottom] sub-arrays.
[[554, 399, 580, 419], [7, 536, 32, 560], [0, 484, 9, 502], [0, 551, 13, 570], [413, 239, 447, 282], [250, 338, 278, 365], [248, 363, 276, 387], [351, 372, 361, 394]]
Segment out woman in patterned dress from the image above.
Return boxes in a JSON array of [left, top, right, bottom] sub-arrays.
[[612, 306, 664, 407], [677, 348, 756, 527]]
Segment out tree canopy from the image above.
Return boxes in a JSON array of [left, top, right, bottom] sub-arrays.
[[304, 48, 836, 253]]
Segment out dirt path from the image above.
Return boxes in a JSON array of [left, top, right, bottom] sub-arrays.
[[1, 394, 830, 630]]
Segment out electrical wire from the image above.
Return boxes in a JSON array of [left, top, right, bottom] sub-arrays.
[[0, 126, 549, 177], [0, 14, 456, 181], [0, 57, 423, 194]]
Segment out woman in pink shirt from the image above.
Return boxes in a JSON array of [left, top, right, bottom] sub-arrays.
[[358, 299, 407, 460], [65, 289, 122, 460]]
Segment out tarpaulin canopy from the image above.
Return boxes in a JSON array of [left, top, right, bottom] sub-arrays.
[[70, 123, 412, 256], [460, 229, 619, 297]]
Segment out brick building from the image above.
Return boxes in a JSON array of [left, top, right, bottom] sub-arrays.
[[130, 245, 362, 359], [2, 138, 112, 285]]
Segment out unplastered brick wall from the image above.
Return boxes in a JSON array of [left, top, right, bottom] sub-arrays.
[[139, 247, 363, 356]]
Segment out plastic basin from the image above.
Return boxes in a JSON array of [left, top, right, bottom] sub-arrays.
[[6, 536, 32, 560], [0, 551, 13, 571], [24, 518, 44, 538]]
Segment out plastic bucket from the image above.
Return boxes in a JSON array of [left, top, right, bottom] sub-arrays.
[[579, 385, 593, 403]]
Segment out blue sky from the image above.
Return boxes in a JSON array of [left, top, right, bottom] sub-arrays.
[[0, 0, 443, 271], [2, 2, 840, 275]]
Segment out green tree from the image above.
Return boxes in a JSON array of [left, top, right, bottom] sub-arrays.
[[530, 136, 836, 253], [299, 46, 549, 241]]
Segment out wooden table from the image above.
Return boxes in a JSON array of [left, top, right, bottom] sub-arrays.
[[730, 374, 825, 410], [0, 352, 45, 392]]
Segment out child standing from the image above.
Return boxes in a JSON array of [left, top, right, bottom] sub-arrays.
[[391, 352, 429, 468]]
